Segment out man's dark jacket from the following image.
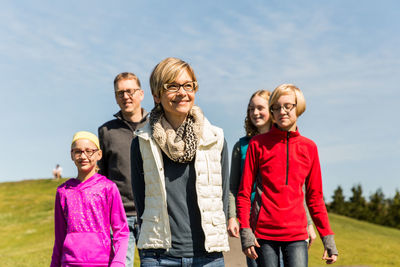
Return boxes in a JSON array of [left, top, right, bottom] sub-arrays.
[[98, 110, 148, 216]]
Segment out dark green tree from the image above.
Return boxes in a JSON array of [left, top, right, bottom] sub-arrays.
[[329, 186, 347, 215], [347, 184, 368, 220], [386, 190, 400, 229], [368, 188, 387, 225]]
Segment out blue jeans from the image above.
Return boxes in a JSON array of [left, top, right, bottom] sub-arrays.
[[126, 216, 139, 267], [139, 250, 225, 267], [256, 240, 308, 267], [246, 246, 284, 267], [246, 256, 258, 267]]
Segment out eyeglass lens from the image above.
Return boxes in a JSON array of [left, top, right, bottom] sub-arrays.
[[271, 103, 296, 112], [71, 149, 98, 158], [164, 82, 196, 92], [115, 89, 139, 98]]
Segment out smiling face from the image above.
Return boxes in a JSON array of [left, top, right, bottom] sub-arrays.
[[249, 95, 270, 133], [153, 68, 195, 127], [115, 79, 144, 118], [71, 139, 102, 177], [271, 92, 298, 131]]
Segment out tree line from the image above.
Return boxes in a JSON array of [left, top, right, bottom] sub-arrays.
[[327, 184, 400, 229]]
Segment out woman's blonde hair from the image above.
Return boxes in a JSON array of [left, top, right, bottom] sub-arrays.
[[269, 84, 306, 120], [244, 90, 271, 137], [149, 57, 197, 102]]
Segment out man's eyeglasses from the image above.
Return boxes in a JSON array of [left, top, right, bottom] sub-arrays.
[[71, 149, 99, 158], [163, 81, 197, 92], [115, 89, 141, 98], [270, 103, 297, 113]]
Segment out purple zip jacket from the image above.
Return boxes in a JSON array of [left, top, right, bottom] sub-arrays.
[[50, 173, 129, 267]]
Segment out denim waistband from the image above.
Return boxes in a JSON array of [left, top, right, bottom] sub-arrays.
[[140, 249, 223, 258]]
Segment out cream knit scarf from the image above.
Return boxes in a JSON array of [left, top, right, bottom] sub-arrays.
[[149, 105, 204, 163]]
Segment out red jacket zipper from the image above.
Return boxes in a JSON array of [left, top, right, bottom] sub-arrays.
[[286, 131, 290, 185]]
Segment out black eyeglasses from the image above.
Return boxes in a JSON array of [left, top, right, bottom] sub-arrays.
[[71, 149, 99, 158], [115, 89, 141, 98], [270, 103, 297, 113], [163, 81, 197, 92]]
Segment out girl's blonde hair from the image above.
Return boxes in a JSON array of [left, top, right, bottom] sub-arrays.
[[244, 90, 272, 137], [269, 84, 306, 120]]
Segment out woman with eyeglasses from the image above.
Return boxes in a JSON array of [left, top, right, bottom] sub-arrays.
[[236, 84, 338, 267], [131, 57, 229, 266]]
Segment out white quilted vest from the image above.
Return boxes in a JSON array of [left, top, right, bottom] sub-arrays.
[[135, 119, 229, 252]]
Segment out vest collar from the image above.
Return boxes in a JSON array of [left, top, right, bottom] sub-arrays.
[[199, 118, 219, 147], [135, 123, 152, 140]]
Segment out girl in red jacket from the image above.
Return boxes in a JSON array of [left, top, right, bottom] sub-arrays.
[[236, 84, 338, 267]]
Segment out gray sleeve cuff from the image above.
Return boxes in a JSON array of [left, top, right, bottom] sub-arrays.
[[228, 192, 237, 219], [240, 228, 256, 251], [322, 235, 338, 256]]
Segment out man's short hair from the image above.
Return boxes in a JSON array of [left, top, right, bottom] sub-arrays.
[[114, 72, 141, 90]]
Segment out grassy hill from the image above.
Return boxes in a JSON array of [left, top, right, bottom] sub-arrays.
[[1, 178, 399, 266]]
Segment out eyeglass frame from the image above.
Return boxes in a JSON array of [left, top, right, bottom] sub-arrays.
[[71, 148, 99, 158], [162, 81, 198, 92], [115, 88, 141, 98], [270, 103, 297, 113]]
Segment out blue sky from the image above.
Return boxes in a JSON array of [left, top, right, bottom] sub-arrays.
[[1, 0, 399, 201]]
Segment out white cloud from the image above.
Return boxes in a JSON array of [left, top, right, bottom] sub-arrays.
[[51, 35, 79, 49]]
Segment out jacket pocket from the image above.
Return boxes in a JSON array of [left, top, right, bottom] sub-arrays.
[[141, 209, 160, 223], [138, 210, 163, 247], [62, 232, 110, 264], [140, 209, 161, 237], [211, 213, 226, 226]]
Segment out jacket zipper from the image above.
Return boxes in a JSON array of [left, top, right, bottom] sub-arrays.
[[121, 120, 136, 138], [286, 132, 290, 185]]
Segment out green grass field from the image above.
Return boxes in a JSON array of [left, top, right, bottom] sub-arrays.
[[1, 178, 399, 266]]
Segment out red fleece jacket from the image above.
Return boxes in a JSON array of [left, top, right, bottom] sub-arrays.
[[236, 125, 334, 241]]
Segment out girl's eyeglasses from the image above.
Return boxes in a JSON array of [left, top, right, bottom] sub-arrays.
[[270, 103, 296, 113], [71, 149, 99, 158]]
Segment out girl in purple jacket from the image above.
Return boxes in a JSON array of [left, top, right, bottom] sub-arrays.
[[50, 131, 129, 267]]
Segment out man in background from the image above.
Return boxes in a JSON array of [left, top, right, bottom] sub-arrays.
[[98, 72, 148, 266], [52, 164, 62, 180]]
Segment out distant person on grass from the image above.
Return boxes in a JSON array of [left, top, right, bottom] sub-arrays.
[[52, 164, 62, 180], [131, 57, 229, 266], [237, 84, 338, 266], [228, 90, 317, 267], [50, 131, 129, 267], [98, 72, 149, 267]]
